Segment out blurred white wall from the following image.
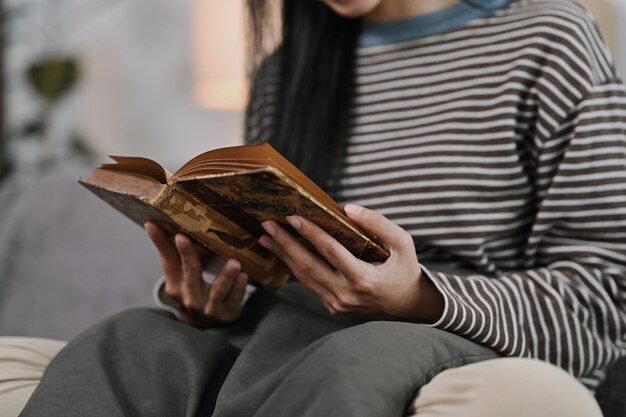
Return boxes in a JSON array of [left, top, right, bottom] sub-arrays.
[[80, 0, 244, 171], [5, 0, 85, 172], [6, 0, 243, 174]]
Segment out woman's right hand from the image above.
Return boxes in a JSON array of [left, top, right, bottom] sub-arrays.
[[144, 221, 249, 328]]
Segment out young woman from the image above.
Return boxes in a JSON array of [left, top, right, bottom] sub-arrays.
[[10, 0, 626, 415]]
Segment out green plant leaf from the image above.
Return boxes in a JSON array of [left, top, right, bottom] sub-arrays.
[[25, 57, 80, 102]]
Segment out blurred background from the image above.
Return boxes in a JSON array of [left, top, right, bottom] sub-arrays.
[[0, 0, 251, 339], [0, 0, 624, 340], [0, 0, 624, 184], [1, 0, 248, 181]]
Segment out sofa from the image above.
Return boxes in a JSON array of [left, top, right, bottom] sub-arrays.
[[0, 168, 624, 416]]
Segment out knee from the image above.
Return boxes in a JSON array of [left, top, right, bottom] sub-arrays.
[[87, 307, 172, 341], [105, 307, 169, 325], [88, 308, 238, 357], [306, 322, 442, 378], [315, 321, 490, 366], [412, 358, 602, 417], [305, 322, 400, 371], [314, 321, 415, 358], [321, 321, 436, 351]]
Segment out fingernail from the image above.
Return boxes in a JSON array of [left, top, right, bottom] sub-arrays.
[[262, 221, 277, 237], [286, 216, 301, 231], [144, 223, 152, 233], [258, 235, 273, 250], [227, 259, 241, 273], [175, 234, 186, 247], [345, 204, 363, 218]]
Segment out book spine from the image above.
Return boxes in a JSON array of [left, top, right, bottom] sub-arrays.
[[151, 185, 174, 208]]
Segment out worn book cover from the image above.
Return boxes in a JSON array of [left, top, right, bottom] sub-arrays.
[[79, 143, 390, 290]]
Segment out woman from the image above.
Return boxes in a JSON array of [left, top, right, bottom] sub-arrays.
[[10, 0, 626, 415]]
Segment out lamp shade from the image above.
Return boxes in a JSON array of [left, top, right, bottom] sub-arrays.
[[194, 0, 248, 111]]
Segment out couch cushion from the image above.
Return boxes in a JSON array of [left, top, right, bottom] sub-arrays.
[[0, 168, 624, 413], [0, 169, 161, 340]]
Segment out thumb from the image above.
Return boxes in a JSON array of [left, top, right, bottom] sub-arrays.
[[344, 204, 414, 254]]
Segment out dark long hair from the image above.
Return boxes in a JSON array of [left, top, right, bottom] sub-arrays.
[[246, 0, 361, 193], [245, 0, 493, 192]]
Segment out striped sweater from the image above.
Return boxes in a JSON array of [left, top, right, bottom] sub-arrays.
[[245, 0, 626, 390]]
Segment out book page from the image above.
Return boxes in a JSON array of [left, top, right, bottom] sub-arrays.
[[173, 143, 340, 214], [176, 168, 390, 262], [80, 167, 167, 201], [101, 156, 171, 184]]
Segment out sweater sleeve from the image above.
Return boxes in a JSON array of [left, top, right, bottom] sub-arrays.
[[422, 81, 626, 389]]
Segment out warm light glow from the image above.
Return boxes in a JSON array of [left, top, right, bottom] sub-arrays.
[[194, 0, 249, 111], [578, 0, 617, 54], [196, 79, 249, 111]]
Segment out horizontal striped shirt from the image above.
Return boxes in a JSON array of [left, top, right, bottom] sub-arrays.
[[245, 0, 626, 390]]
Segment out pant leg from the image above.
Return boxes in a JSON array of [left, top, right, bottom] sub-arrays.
[[212, 321, 499, 417], [17, 283, 346, 417], [18, 308, 240, 417], [0, 337, 66, 417], [408, 358, 603, 417]]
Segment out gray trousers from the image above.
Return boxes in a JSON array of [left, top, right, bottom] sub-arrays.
[[19, 283, 498, 417]]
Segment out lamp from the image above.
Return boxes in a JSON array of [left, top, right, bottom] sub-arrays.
[[194, 0, 248, 111]]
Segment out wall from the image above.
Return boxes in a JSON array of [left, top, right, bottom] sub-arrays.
[[80, 0, 244, 171], [579, 0, 626, 79], [5, 0, 243, 175]]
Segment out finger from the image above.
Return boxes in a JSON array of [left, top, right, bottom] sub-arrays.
[[344, 204, 415, 255], [223, 272, 249, 307], [260, 221, 337, 286], [175, 234, 205, 311], [205, 259, 241, 313], [144, 222, 181, 279], [258, 229, 339, 306], [285, 215, 369, 280]]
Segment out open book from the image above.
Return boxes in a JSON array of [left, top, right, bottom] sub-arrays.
[[79, 143, 390, 290]]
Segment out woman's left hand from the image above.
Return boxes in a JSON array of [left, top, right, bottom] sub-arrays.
[[257, 204, 444, 323]]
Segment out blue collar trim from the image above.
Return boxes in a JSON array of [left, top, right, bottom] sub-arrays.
[[360, 0, 514, 47]]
